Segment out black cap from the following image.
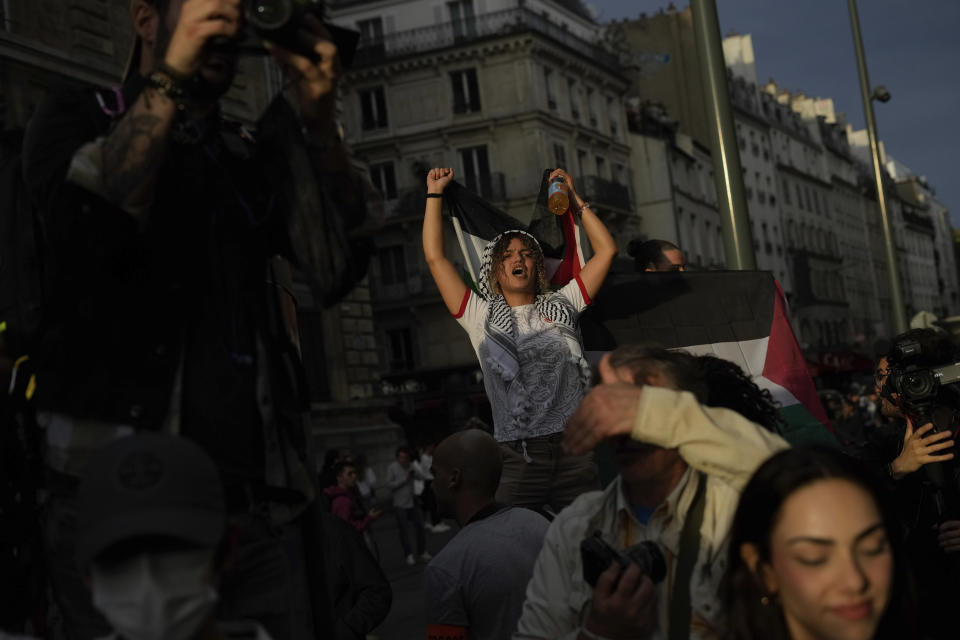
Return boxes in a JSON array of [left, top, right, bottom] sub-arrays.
[[76, 433, 225, 567]]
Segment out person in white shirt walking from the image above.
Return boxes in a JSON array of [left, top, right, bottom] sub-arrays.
[[415, 443, 451, 533], [386, 446, 430, 565]]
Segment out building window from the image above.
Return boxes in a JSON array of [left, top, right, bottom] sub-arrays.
[[357, 17, 383, 44], [568, 78, 579, 120], [587, 88, 597, 127], [369, 161, 397, 199], [447, 0, 476, 39], [782, 179, 790, 204], [379, 245, 406, 285], [595, 156, 606, 179], [360, 87, 388, 130], [543, 67, 556, 110], [813, 191, 821, 214], [795, 184, 803, 210], [450, 68, 481, 114], [553, 142, 567, 169], [607, 97, 618, 137], [613, 163, 625, 185], [577, 149, 588, 176], [459, 145, 491, 195], [804, 187, 812, 212], [386, 327, 415, 371]]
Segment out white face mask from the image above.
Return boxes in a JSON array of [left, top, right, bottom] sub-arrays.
[[91, 548, 218, 640]]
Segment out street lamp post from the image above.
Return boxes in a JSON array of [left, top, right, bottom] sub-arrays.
[[690, 0, 756, 270], [848, 0, 907, 335]]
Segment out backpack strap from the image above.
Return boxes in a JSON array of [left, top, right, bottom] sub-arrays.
[[668, 472, 707, 640]]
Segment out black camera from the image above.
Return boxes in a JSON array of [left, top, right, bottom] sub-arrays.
[[240, 0, 359, 67], [887, 339, 960, 423], [580, 531, 666, 588]]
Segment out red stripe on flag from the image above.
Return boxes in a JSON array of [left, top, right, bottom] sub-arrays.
[[762, 281, 832, 430], [550, 209, 582, 286]]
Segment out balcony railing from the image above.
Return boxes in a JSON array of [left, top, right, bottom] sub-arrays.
[[901, 209, 935, 233], [351, 8, 617, 69], [580, 175, 631, 212]]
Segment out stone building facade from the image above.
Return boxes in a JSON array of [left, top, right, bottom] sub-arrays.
[[611, 5, 957, 350], [328, 0, 633, 437]]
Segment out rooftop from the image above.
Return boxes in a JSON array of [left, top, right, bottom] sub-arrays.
[[345, 6, 618, 69]]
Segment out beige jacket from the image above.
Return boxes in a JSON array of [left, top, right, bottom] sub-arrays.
[[513, 386, 789, 640]]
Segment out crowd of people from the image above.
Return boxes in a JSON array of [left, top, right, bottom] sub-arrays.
[[1, 1, 959, 640]]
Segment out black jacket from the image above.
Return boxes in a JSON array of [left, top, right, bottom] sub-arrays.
[[316, 510, 392, 639], [21, 77, 369, 443]]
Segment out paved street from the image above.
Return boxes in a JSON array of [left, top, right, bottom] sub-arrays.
[[367, 509, 458, 640]]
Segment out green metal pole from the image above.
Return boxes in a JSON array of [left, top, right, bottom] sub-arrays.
[[848, 0, 907, 334], [690, 0, 756, 270]]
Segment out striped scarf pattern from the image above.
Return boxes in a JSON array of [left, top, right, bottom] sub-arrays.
[[477, 231, 591, 437]]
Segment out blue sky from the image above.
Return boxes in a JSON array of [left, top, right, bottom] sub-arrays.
[[588, 1, 960, 225]]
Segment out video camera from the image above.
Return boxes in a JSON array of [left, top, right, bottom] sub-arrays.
[[580, 531, 666, 588], [886, 339, 960, 425], [238, 0, 360, 67]]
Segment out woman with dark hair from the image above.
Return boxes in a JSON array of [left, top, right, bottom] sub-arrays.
[[422, 167, 617, 512], [723, 446, 916, 640], [696, 354, 788, 433]]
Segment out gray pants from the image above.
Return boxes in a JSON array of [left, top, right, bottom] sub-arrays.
[[44, 495, 315, 640], [495, 432, 599, 514]]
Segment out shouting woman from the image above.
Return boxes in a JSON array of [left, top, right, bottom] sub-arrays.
[[421, 167, 617, 513]]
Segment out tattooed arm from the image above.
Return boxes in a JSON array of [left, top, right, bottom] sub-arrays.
[[65, 0, 243, 219], [58, 86, 175, 222], [99, 88, 176, 215]]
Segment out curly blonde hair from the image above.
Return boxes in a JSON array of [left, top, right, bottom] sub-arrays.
[[487, 232, 550, 296]]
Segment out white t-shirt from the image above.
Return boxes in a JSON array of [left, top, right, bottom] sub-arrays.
[[454, 277, 591, 442]]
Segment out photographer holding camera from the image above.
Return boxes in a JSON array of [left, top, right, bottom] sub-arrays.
[[22, 1, 371, 639], [873, 328, 960, 640]]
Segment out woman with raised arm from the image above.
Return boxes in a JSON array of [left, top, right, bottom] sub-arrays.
[[422, 167, 617, 513]]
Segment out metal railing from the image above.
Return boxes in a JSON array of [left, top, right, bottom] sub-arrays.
[[580, 175, 631, 211], [352, 8, 617, 69]]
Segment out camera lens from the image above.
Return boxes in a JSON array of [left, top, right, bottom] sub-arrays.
[[900, 371, 934, 400], [246, 0, 293, 31]]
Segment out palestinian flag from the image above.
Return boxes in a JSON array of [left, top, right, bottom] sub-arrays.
[[444, 169, 587, 290], [580, 270, 833, 445]]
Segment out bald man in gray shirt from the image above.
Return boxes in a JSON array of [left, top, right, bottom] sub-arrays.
[[424, 430, 549, 640]]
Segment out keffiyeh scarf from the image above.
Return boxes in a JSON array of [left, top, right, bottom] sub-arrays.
[[477, 231, 592, 444]]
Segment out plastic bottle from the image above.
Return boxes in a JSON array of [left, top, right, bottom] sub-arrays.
[[547, 177, 569, 216]]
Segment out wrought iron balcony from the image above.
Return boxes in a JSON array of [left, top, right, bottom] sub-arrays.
[[579, 175, 631, 212], [350, 8, 617, 69]]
